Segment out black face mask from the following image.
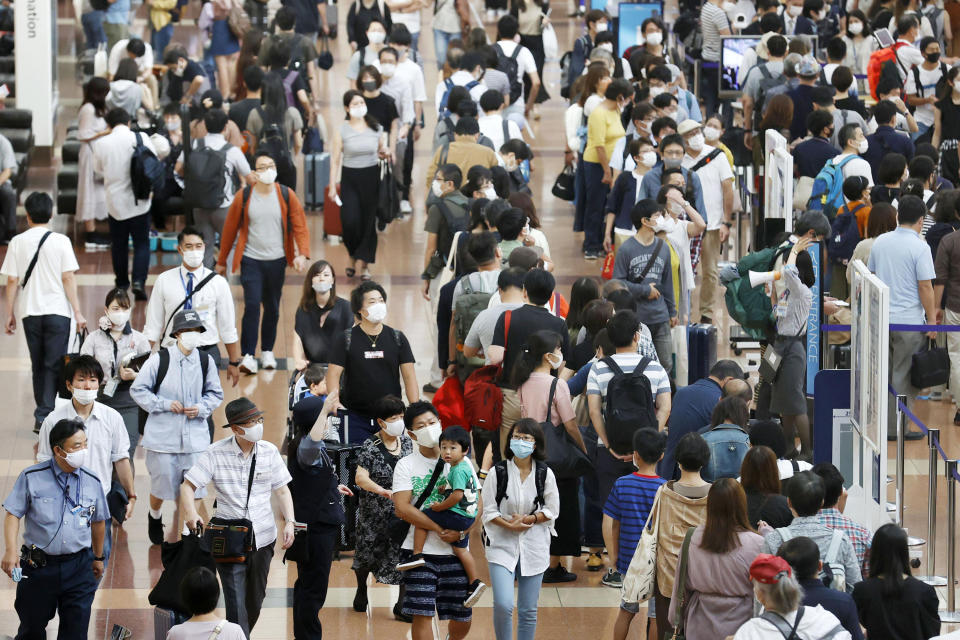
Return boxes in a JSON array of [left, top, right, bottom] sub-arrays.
[[361, 80, 378, 92], [927, 52, 942, 63]]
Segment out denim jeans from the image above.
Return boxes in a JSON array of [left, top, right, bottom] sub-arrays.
[[216, 541, 274, 638], [410, 30, 420, 54], [22, 314, 71, 424], [151, 23, 173, 60], [489, 562, 544, 640], [582, 160, 609, 253], [81, 10, 107, 50], [647, 321, 673, 379], [239, 256, 287, 355], [911, 121, 932, 142], [108, 213, 151, 288], [433, 29, 459, 70]]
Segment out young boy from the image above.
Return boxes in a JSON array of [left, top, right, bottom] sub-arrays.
[[291, 364, 328, 435], [397, 426, 487, 606], [602, 427, 668, 640]]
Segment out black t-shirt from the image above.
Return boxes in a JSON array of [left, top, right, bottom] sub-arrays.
[[166, 60, 208, 103], [870, 185, 899, 205], [229, 98, 261, 131], [834, 95, 869, 119], [282, 0, 322, 34], [294, 297, 354, 364], [491, 305, 570, 384], [363, 92, 399, 130], [936, 95, 960, 140], [567, 334, 596, 373], [329, 324, 416, 415]]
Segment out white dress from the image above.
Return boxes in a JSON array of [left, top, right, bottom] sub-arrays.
[[76, 102, 108, 223]]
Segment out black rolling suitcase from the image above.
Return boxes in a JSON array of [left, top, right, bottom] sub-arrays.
[[304, 152, 330, 210], [687, 323, 718, 383], [327, 441, 362, 551]]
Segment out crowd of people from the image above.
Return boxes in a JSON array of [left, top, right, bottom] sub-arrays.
[[2, 0, 960, 638]]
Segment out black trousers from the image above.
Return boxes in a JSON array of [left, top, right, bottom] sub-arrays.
[[22, 314, 71, 424], [596, 445, 635, 508], [293, 524, 338, 639], [108, 212, 150, 288], [15, 548, 97, 640], [340, 165, 380, 264]]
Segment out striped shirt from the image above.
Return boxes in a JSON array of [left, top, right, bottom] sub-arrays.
[[603, 474, 666, 573], [586, 352, 672, 399], [700, 2, 731, 61], [185, 437, 292, 549]]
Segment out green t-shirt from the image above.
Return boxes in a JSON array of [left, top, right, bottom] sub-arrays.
[[435, 459, 478, 518]]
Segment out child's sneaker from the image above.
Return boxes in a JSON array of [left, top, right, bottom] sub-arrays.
[[602, 568, 623, 588], [397, 553, 426, 571], [463, 579, 487, 607]]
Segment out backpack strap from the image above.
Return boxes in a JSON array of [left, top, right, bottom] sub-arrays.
[[508, 43, 521, 62], [913, 65, 923, 97], [689, 148, 723, 173], [601, 355, 624, 377], [622, 133, 634, 164], [759, 63, 772, 79], [630, 357, 652, 382], [20, 231, 52, 289], [760, 608, 804, 639], [151, 347, 171, 395], [533, 461, 547, 511], [493, 460, 508, 505], [502, 118, 510, 144], [824, 528, 844, 566], [440, 141, 450, 165]]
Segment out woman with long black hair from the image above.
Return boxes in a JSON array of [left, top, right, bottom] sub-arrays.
[[512, 330, 587, 583], [328, 90, 388, 280], [245, 72, 303, 188]]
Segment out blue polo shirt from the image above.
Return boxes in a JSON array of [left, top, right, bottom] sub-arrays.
[[864, 126, 916, 182], [792, 137, 840, 179], [658, 377, 723, 479], [868, 226, 936, 324]]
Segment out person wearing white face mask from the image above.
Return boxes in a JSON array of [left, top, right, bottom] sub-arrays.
[[2, 420, 110, 640], [604, 138, 658, 253], [327, 281, 420, 445], [36, 354, 136, 566], [353, 394, 415, 619], [215, 151, 310, 375], [80, 287, 150, 463], [347, 17, 390, 81], [291, 260, 354, 372], [131, 310, 224, 546], [181, 397, 295, 639], [347, 6, 393, 53]]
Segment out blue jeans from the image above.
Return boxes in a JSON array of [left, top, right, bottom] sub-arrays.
[[81, 10, 106, 50], [433, 29, 459, 70], [912, 121, 932, 141], [108, 212, 151, 288], [582, 160, 609, 253], [151, 23, 173, 59], [410, 30, 420, 54], [239, 256, 287, 355], [490, 562, 544, 640], [22, 314, 71, 424]]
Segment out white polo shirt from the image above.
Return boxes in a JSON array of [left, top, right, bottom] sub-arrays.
[[682, 144, 735, 230]]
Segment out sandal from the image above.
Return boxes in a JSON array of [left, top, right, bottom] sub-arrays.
[[345, 267, 356, 278], [360, 268, 372, 281]]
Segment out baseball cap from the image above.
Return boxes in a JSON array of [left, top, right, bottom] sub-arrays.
[[750, 554, 793, 584]]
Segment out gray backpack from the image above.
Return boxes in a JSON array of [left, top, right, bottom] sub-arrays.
[[777, 527, 847, 591]]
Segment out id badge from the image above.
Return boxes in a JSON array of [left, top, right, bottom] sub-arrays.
[[103, 378, 119, 398], [365, 350, 384, 359]]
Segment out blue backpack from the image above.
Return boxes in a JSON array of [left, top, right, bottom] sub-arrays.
[[130, 132, 165, 205], [438, 78, 480, 117], [808, 155, 857, 219], [828, 202, 865, 265]]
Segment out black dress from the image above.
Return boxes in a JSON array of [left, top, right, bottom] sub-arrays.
[[936, 94, 960, 186], [294, 297, 354, 364]]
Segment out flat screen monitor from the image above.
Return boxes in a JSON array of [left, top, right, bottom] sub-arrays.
[[617, 2, 664, 57], [720, 35, 761, 99]]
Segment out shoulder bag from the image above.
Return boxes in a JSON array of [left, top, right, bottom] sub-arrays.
[[533, 378, 593, 479], [621, 485, 664, 603], [667, 526, 697, 640], [202, 445, 257, 563], [388, 457, 445, 546], [20, 231, 52, 289]]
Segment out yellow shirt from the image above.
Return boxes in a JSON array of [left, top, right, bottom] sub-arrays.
[[150, 0, 177, 31], [583, 104, 625, 164], [666, 240, 681, 308]]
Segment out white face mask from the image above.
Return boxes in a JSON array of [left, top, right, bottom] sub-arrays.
[[818, 9, 827, 20], [367, 30, 386, 44], [545, 352, 563, 369], [857, 139, 869, 154], [645, 31, 663, 46], [312, 278, 333, 293], [598, 42, 614, 52], [107, 309, 130, 327], [787, 5, 802, 16], [178, 331, 204, 352], [383, 418, 406, 437], [182, 249, 204, 269], [165, 118, 180, 132], [414, 421, 442, 448], [596, 21, 608, 31], [239, 422, 263, 442], [258, 168, 277, 184], [73, 388, 98, 405], [381, 63, 396, 77], [687, 133, 705, 152], [703, 125, 721, 141], [349, 104, 368, 119], [482, 186, 497, 199], [663, 109, 678, 120], [649, 85, 666, 98], [654, 214, 678, 233], [848, 20, 863, 34], [431, 180, 445, 198], [640, 151, 658, 167], [364, 302, 387, 323], [62, 448, 89, 470]]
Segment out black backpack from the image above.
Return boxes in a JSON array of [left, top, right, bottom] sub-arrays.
[[495, 43, 524, 105], [601, 356, 657, 454], [828, 202, 864, 265], [182, 138, 231, 209], [137, 346, 212, 434], [255, 107, 297, 189], [130, 132, 165, 204]]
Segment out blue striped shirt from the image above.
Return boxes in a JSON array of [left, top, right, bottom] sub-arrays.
[[603, 473, 666, 573]]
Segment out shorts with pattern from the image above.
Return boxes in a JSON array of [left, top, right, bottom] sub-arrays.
[[400, 551, 472, 621], [145, 450, 208, 501]]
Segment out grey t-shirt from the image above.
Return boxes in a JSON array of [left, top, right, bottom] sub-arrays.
[[483, 68, 511, 100], [464, 302, 524, 364], [244, 188, 286, 261]]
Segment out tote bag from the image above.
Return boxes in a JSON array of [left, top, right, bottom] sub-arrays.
[[621, 485, 664, 603]]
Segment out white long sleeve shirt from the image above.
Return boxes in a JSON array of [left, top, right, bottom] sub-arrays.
[[142, 265, 238, 347], [92, 124, 155, 220]]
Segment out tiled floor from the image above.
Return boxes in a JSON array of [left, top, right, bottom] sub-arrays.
[[3, 2, 960, 638]]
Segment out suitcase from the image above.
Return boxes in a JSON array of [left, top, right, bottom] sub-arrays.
[[323, 183, 342, 238], [687, 323, 718, 384], [304, 152, 330, 210], [154, 607, 188, 640], [327, 441, 362, 551], [326, 0, 338, 38]]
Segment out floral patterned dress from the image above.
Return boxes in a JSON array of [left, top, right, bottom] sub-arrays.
[[352, 434, 412, 584]]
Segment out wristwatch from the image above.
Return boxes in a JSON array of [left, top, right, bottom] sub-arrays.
[[94, 555, 105, 562], [229, 360, 241, 367], [723, 221, 733, 228]]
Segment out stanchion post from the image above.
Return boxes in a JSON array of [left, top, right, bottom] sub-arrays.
[[919, 429, 947, 586], [940, 460, 960, 622], [897, 394, 907, 527]]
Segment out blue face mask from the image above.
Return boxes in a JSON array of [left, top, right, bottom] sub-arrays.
[[510, 439, 535, 459]]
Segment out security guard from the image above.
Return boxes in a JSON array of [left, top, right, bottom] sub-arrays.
[[2, 418, 108, 640]]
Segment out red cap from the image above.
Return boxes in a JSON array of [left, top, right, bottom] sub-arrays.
[[750, 554, 793, 584]]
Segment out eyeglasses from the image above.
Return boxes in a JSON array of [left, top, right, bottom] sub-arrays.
[[511, 434, 536, 443], [240, 417, 264, 428]]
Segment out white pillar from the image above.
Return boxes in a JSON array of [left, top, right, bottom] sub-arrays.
[[14, 0, 58, 146]]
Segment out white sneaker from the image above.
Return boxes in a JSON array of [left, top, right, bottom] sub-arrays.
[[239, 354, 258, 375], [261, 351, 277, 370], [400, 199, 412, 214]]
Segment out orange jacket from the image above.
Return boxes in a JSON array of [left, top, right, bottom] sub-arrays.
[[217, 183, 310, 272]]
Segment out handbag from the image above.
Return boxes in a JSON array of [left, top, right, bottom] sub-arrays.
[[551, 164, 575, 201], [148, 533, 216, 614], [282, 527, 310, 564], [438, 231, 463, 288], [542, 22, 558, 60], [202, 447, 257, 563], [389, 458, 445, 546], [758, 343, 784, 381], [434, 375, 466, 428], [317, 35, 334, 70], [666, 527, 696, 640], [534, 378, 593, 479], [621, 485, 663, 603], [911, 337, 950, 389]]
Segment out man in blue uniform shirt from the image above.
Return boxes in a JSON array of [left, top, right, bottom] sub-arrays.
[[2, 418, 108, 640]]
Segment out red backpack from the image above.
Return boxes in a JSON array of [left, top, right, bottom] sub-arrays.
[[463, 310, 512, 432], [867, 41, 908, 99]]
